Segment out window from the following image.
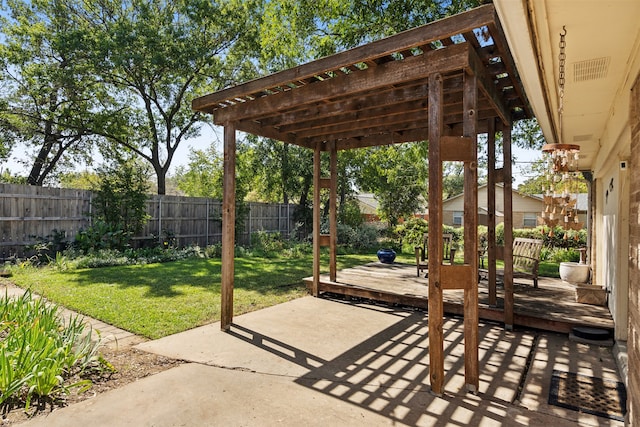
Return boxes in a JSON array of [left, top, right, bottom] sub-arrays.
[[453, 211, 463, 226], [523, 212, 537, 228]]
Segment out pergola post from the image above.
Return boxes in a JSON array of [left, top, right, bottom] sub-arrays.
[[329, 141, 338, 282], [462, 71, 479, 392], [428, 72, 445, 396], [221, 123, 236, 331], [312, 142, 321, 297], [487, 119, 497, 306], [503, 123, 514, 330]]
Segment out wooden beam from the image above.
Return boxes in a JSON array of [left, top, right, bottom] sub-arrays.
[[503, 123, 514, 329], [487, 119, 498, 307], [212, 43, 470, 124], [487, 20, 533, 118], [466, 45, 510, 126], [235, 120, 313, 149], [192, 4, 496, 112], [330, 141, 338, 282], [428, 72, 444, 396], [462, 70, 479, 393], [441, 136, 474, 162], [221, 124, 236, 331], [312, 142, 321, 297], [440, 265, 473, 290]]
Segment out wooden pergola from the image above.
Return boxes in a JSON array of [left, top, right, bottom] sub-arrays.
[[192, 4, 532, 395]]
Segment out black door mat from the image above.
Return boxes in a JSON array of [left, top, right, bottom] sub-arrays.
[[548, 370, 627, 421]]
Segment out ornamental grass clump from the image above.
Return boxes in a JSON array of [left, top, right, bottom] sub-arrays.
[[0, 290, 106, 410]]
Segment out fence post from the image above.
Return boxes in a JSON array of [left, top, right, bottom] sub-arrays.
[[206, 198, 210, 246], [248, 202, 252, 245], [158, 196, 163, 244]]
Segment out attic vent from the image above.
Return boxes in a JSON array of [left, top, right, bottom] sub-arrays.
[[573, 57, 610, 82], [573, 134, 592, 142]]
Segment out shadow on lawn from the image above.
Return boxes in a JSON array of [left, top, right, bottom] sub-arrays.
[[62, 255, 348, 298]]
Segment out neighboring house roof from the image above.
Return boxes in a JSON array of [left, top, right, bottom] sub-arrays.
[[443, 183, 542, 204], [355, 193, 428, 216], [355, 193, 379, 215]]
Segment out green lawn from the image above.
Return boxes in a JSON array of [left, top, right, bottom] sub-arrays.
[[5, 254, 374, 339], [3, 250, 562, 340]]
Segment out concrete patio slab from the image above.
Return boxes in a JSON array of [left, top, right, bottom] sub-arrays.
[[16, 296, 624, 426]]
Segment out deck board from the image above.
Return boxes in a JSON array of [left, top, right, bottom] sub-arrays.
[[304, 263, 614, 334]]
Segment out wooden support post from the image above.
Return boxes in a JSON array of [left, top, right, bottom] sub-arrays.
[[428, 73, 444, 396], [462, 71, 479, 392], [221, 123, 236, 331], [312, 142, 322, 297], [503, 122, 514, 329], [487, 119, 497, 306], [329, 141, 338, 282]]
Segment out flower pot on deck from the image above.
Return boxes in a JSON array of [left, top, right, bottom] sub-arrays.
[[377, 248, 396, 264], [559, 262, 590, 285]]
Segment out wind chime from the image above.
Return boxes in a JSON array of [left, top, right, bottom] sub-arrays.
[[538, 27, 584, 238]]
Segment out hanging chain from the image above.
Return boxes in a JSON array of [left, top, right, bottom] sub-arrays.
[[558, 26, 567, 140]]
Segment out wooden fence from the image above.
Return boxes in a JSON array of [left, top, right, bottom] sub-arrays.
[[0, 184, 299, 260]]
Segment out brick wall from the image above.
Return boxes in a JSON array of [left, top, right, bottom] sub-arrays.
[[628, 74, 640, 425]]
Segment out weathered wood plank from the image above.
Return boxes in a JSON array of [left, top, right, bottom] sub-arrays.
[[221, 124, 236, 331], [440, 264, 473, 289], [214, 44, 470, 124], [503, 123, 514, 329], [303, 263, 615, 333], [330, 141, 338, 282], [312, 142, 321, 297], [192, 5, 497, 112], [487, 119, 498, 306], [428, 72, 444, 396], [463, 70, 479, 392], [441, 136, 474, 162]]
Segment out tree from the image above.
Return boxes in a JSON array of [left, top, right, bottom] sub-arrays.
[[175, 141, 251, 232], [65, 0, 261, 195], [92, 157, 151, 238], [0, 0, 113, 185], [355, 143, 428, 227], [517, 157, 588, 195]]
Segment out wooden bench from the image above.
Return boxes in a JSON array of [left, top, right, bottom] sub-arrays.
[[415, 233, 454, 277], [480, 237, 544, 288]]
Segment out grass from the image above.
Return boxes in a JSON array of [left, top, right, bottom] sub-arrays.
[[5, 253, 375, 340]]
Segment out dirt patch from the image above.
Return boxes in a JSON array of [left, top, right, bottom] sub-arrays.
[[1, 345, 184, 426]]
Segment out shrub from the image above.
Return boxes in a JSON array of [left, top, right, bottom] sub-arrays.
[[0, 291, 108, 409], [89, 158, 150, 249]]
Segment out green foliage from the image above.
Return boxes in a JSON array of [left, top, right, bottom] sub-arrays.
[[492, 223, 586, 252], [356, 144, 428, 227], [517, 157, 588, 196], [338, 198, 364, 228], [23, 229, 70, 265], [0, 290, 103, 409], [175, 142, 250, 234], [90, 158, 150, 245], [0, 0, 109, 185], [0, 169, 26, 184], [6, 253, 375, 339], [394, 217, 429, 248]]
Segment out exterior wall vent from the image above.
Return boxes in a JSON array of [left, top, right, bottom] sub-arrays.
[[573, 57, 610, 82], [573, 134, 593, 142]]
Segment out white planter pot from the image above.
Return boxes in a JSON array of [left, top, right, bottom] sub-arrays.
[[559, 262, 590, 284]]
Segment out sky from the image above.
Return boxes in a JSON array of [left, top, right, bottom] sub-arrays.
[[1, 125, 543, 189]]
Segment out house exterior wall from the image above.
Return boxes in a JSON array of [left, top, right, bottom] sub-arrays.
[[628, 74, 640, 425], [443, 185, 542, 228]]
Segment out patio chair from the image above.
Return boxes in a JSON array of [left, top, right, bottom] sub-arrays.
[[415, 233, 454, 277]]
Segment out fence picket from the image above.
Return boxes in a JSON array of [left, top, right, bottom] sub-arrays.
[[0, 184, 298, 260]]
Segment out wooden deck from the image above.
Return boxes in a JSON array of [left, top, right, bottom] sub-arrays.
[[304, 263, 614, 334]]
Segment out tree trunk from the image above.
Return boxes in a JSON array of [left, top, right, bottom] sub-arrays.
[[27, 121, 55, 186]]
